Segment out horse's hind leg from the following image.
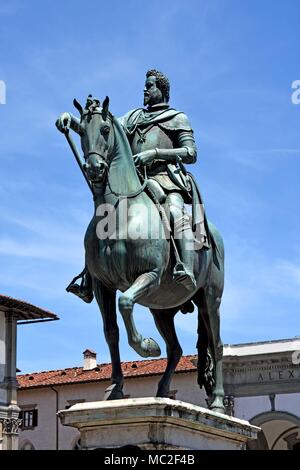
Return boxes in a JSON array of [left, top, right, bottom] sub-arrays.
[[93, 279, 124, 399], [118, 269, 161, 358], [150, 308, 182, 397]]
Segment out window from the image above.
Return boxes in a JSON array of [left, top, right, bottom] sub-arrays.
[[19, 409, 38, 430]]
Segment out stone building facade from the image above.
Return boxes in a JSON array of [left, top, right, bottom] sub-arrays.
[[17, 338, 300, 450], [0, 295, 58, 450]]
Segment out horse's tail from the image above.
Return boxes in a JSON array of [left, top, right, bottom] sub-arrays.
[[195, 288, 214, 397], [195, 222, 224, 398]]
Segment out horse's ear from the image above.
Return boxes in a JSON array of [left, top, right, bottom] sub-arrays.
[[102, 96, 109, 120], [73, 98, 83, 116]]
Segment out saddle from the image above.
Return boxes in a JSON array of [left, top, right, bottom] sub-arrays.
[[140, 169, 211, 251]]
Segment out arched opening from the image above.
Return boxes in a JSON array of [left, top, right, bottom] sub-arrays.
[[247, 429, 269, 450], [19, 439, 35, 450], [249, 411, 300, 451], [71, 434, 82, 450]]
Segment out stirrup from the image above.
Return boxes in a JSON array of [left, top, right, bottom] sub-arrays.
[[173, 262, 196, 291], [66, 282, 94, 303]]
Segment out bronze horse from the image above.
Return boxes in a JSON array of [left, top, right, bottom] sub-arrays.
[[56, 97, 225, 412]]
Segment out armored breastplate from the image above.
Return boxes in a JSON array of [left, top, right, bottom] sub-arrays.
[[130, 124, 174, 156]]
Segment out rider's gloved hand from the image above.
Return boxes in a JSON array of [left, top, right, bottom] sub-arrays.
[[133, 149, 156, 166], [55, 112, 71, 133]]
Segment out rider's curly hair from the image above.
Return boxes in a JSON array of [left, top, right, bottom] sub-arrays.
[[146, 69, 170, 102]]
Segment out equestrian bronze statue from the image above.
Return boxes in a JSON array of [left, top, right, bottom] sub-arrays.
[[55, 70, 225, 412]]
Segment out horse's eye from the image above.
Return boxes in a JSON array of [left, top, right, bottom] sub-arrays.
[[101, 126, 110, 135]]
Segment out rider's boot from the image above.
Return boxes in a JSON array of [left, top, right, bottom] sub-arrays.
[[66, 267, 94, 303], [172, 215, 197, 292]]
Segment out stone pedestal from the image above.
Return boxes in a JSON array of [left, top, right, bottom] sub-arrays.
[[58, 397, 260, 450]]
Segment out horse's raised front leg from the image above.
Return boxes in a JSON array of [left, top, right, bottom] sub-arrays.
[[118, 270, 161, 358], [150, 308, 182, 397], [93, 278, 124, 400]]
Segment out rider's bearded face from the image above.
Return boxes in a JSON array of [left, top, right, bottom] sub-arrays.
[[143, 76, 164, 107]]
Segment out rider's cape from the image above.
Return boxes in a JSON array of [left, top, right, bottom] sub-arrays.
[[119, 107, 192, 133]]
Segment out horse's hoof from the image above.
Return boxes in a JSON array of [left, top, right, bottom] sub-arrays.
[[134, 337, 161, 358], [211, 406, 225, 414], [209, 397, 225, 414], [156, 383, 170, 398], [103, 384, 124, 401], [141, 337, 161, 357], [156, 390, 169, 398]]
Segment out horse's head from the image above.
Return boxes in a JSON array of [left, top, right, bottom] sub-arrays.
[[74, 95, 114, 183]]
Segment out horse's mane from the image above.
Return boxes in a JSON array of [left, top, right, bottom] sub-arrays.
[[106, 113, 142, 195]]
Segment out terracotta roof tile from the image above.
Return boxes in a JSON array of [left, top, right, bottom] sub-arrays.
[[0, 294, 58, 321], [17, 355, 197, 390]]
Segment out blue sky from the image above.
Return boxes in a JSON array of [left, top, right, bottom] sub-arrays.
[[0, 0, 300, 373]]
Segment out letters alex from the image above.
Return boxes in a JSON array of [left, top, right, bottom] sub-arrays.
[[257, 369, 299, 381]]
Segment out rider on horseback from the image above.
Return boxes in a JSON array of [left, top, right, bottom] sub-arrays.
[[64, 69, 203, 302]]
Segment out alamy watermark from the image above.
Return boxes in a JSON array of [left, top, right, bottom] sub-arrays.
[[291, 80, 300, 105], [94, 200, 207, 251], [0, 80, 6, 104]]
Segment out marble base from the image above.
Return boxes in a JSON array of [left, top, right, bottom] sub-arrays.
[[58, 397, 260, 450]]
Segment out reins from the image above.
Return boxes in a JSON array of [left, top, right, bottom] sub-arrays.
[[63, 113, 149, 200], [63, 128, 95, 196], [106, 164, 149, 199]]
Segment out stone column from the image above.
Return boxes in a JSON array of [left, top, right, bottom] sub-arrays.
[[5, 312, 19, 407], [0, 311, 21, 450], [0, 312, 6, 406], [0, 409, 22, 450]]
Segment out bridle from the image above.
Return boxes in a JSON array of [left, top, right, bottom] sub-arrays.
[[84, 113, 149, 199], [65, 106, 149, 199]]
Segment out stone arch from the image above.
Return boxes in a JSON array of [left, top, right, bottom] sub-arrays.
[[248, 411, 300, 450], [250, 411, 300, 427], [71, 433, 82, 450], [246, 428, 269, 450], [19, 439, 35, 450]]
